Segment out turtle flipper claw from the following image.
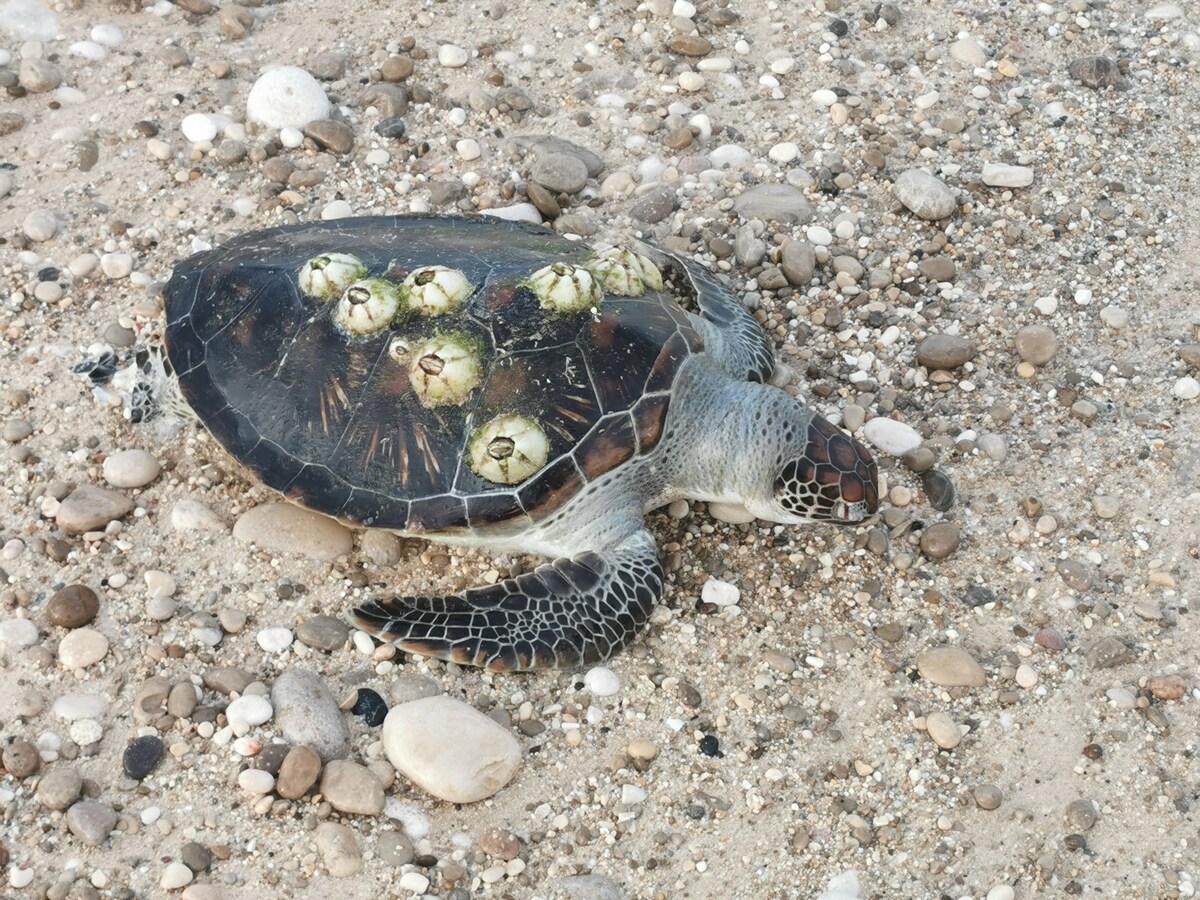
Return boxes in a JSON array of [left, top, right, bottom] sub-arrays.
[[351, 531, 662, 672]]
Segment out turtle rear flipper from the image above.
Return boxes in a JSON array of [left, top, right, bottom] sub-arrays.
[[351, 529, 662, 672]]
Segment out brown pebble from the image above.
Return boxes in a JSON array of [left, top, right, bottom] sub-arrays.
[[304, 119, 355, 155], [1147, 674, 1186, 701], [973, 784, 1003, 810], [1014, 324, 1057, 366], [916, 334, 975, 370], [526, 181, 560, 219], [276, 745, 322, 799], [381, 56, 414, 82], [2, 739, 41, 777], [46, 584, 100, 629], [917, 257, 956, 281], [919, 522, 960, 559], [663, 126, 694, 150], [1034, 626, 1066, 652], [479, 827, 523, 861], [670, 34, 712, 56]]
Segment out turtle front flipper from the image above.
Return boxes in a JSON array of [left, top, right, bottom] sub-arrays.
[[351, 530, 662, 672]]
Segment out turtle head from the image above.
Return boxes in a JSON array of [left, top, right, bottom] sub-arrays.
[[743, 402, 878, 525]]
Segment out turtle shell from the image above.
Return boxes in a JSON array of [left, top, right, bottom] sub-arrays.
[[164, 215, 704, 534]]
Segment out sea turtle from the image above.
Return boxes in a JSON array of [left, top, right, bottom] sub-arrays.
[[163, 215, 878, 672]]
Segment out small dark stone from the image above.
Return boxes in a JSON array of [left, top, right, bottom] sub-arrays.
[[304, 119, 355, 155], [1064, 833, 1088, 852], [351, 688, 388, 727], [829, 19, 849, 36], [375, 118, 407, 139], [630, 186, 677, 224], [526, 181, 560, 219], [1082, 743, 1103, 760], [698, 734, 721, 757], [962, 586, 995, 608], [252, 742, 291, 774], [1068, 55, 1122, 89], [135, 120, 159, 137], [181, 841, 213, 873], [122, 735, 164, 780], [46, 584, 100, 628], [922, 469, 956, 511], [413, 853, 439, 868]]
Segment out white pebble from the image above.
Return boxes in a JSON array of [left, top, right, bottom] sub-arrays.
[[438, 44, 469, 67], [256, 627, 293, 653], [399, 872, 431, 894], [768, 142, 798, 163], [1173, 377, 1200, 401], [678, 71, 704, 92], [90, 24, 124, 47], [180, 113, 217, 143], [811, 88, 838, 106], [1034, 295, 1058, 315], [140, 806, 161, 825], [0, 618, 39, 650], [455, 138, 481, 161], [769, 56, 795, 75], [701, 577, 740, 607], [246, 67, 331, 130], [986, 887, 1015, 900], [143, 570, 176, 599], [365, 149, 390, 166], [914, 90, 940, 110], [69, 41, 107, 61], [805, 225, 833, 246], [320, 200, 353, 220], [1074, 288, 1093, 306], [9, 867, 34, 889], [238, 768, 276, 794], [279, 126, 305, 149], [583, 666, 621, 697], [146, 139, 172, 161], [69, 718, 104, 745], [226, 694, 273, 728], [99, 252, 133, 279], [621, 784, 647, 804], [672, 0, 696, 16], [1015, 664, 1038, 688], [862, 417, 922, 455], [981, 163, 1033, 188], [160, 862, 193, 891]]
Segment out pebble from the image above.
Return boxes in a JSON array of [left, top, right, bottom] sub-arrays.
[[892, 169, 957, 220], [919, 523, 960, 559], [1069, 55, 1122, 89], [304, 119, 355, 154], [171, 499, 226, 532], [53, 693, 107, 720], [351, 688, 388, 726], [981, 163, 1034, 188], [276, 745, 323, 799], [180, 113, 218, 143], [1015, 664, 1038, 688], [2, 739, 40, 777], [205, 665, 254, 696], [383, 695, 521, 803], [246, 67, 330, 129], [271, 669, 350, 761], [1092, 495, 1120, 519], [781, 240, 816, 286], [584, 666, 621, 696], [320, 760, 385, 815], [916, 334, 975, 370], [438, 44, 469, 67], [56, 484, 133, 535], [232, 503, 352, 560], [237, 767, 275, 794], [1014, 325, 1058, 365], [226, 694, 273, 728], [256, 626, 294, 653], [949, 37, 988, 66], [862, 417, 922, 455], [1065, 798, 1098, 831], [100, 252, 133, 279], [0, 617, 39, 651], [630, 187, 677, 224], [1173, 377, 1200, 400], [987, 887, 1015, 900], [315, 822, 362, 877], [59, 628, 109, 669], [161, 863, 194, 890], [532, 152, 590, 194], [559, 874, 626, 900], [66, 801, 118, 846], [295, 615, 349, 651], [917, 647, 986, 687], [974, 784, 1004, 810], [925, 712, 961, 749], [731, 184, 813, 224], [23, 208, 59, 242], [456, 138, 481, 161], [46, 584, 99, 628], [102, 449, 160, 488], [18, 58, 62, 93], [37, 767, 82, 809], [123, 735, 164, 779]]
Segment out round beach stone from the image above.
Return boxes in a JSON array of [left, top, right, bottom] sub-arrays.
[[438, 44, 469, 67], [925, 712, 961, 749], [2, 739, 40, 777], [226, 694, 273, 728], [55, 485, 133, 535], [0, 617, 38, 650], [246, 66, 331, 130], [919, 523, 961, 559], [276, 745, 322, 799], [315, 822, 362, 877], [531, 153, 589, 194], [271, 669, 350, 761], [19, 58, 63, 93], [58, 628, 109, 669], [916, 335, 975, 370], [102, 449, 160, 488], [171, 499, 226, 532], [1014, 325, 1057, 365], [67, 800, 118, 846], [863, 417, 922, 455], [981, 163, 1034, 188], [731, 184, 813, 224], [583, 666, 621, 696], [37, 766, 83, 809], [917, 646, 986, 687], [46, 584, 99, 629], [893, 169, 957, 220], [161, 863, 194, 890], [295, 615, 349, 651], [123, 735, 164, 779], [233, 503, 352, 560], [23, 208, 59, 242], [320, 760, 385, 815], [781, 240, 816, 286], [238, 768, 275, 795], [383, 695, 521, 803]]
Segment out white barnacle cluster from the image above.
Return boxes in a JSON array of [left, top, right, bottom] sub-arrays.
[[586, 247, 663, 296], [297, 252, 476, 336], [524, 262, 604, 314], [467, 413, 549, 485], [401, 332, 484, 409]]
